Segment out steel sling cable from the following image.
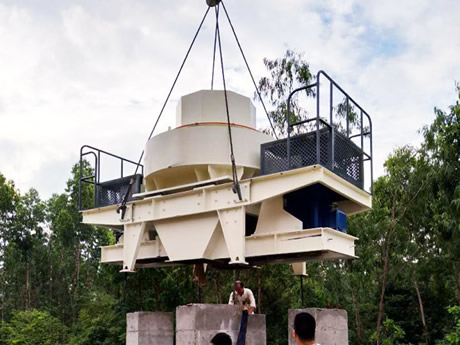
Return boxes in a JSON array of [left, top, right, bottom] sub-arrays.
[[221, 1, 278, 139], [211, 5, 219, 90], [117, 6, 211, 219], [216, 4, 242, 201]]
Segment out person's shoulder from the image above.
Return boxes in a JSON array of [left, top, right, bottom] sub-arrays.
[[245, 288, 254, 294]]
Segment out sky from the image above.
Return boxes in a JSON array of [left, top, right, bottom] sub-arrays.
[[0, 0, 459, 199]]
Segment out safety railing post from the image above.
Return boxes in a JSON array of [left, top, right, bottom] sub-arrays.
[[360, 110, 364, 152], [369, 118, 374, 192], [316, 77, 320, 164], [79, 149, 83, 210], [96, 151, 101, 206], [330, 80, 334, 171], [346, 97, 350, 138], [287, 95, 292, 170]]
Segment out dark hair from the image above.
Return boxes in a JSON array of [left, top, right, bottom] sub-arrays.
[[211, 332, 232, 345], [235, 280, 244, 288], [294, 312, 316, 341]]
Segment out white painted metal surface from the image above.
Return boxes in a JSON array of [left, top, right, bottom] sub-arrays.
[[143, 90, 273, 191], [176, 90, 256, 128], [81, 90, 372, 272], [84, 165, 370, 272]]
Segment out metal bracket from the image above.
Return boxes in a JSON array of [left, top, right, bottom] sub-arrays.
[[120, 222, 146, 272], [218, 207, 248, 265]]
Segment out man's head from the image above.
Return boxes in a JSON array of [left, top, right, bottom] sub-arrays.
[[293, 312, 316, 344], [235, 280, 244, 295], [210, 332, 232, 345]]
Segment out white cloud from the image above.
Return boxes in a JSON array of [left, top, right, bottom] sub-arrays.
[[0, 0, 459, 198]]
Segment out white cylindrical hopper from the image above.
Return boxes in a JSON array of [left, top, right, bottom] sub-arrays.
[[143, 90, 273, 191]]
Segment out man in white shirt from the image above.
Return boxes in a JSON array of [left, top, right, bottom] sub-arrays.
[[228, 280, 256, 314]]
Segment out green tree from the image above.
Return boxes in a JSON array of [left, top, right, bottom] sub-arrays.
[[46, 161, 114, 324], [422, 84, 460, 305], [0, 174, 19, 321], [257, 49, 314, 136], [9, 189, 46, 310], [0, 185, 51, 316], [370, 318, 412, 345], [71, 292, 124, 345], [0, 309, 67, 345], [370, 147, 430, 345], [257, 49, 364, 138], [437, 306, 460, 345]]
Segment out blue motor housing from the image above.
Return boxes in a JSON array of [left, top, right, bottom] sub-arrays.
[[328, 209, 347, 233], [283, 184, 348, 233]]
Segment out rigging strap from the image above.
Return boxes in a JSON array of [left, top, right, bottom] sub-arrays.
[[221, 1, 278, 139], [216, 4, 242, 201], [211, 6, 219, 90], [117, 6, 211, 218], [117, 1, 277, 217]]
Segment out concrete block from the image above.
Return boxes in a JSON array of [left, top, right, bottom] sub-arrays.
[[176, 304, 266, 345], [288, 308, 348, 345], [127, 312, 174, 345]]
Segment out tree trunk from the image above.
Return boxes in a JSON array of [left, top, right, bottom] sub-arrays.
[[17, 280, 23, 310], [375, 221, 396, 345], [25, 255, 31, 310], [57, 251, 63, 319], [0, 243, 5, 321], [214, 272, 222, 304], [352, 289, 362, 345], [1, 270, 4, 322], [414, 278, 429, 344], [49, 243, 53, 302], [137, 273, 142, 309], [123, 274, 127, 303], [73, 241, 80, 299], [454, 262, 460, 305], [257, 270, 262, 314], [67, 282, 74, 322], [376, 178, 425, 344], [32, 285, 38, 309], [374, 185, 427, 345]]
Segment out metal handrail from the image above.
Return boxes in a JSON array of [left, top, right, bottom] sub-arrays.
[[290, 117, 332, 129], [79, 145, 144, 210], [285, 71, 373, 192]]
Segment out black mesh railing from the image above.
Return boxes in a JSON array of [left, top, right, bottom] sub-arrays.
[[262, 128, 330, 173], [79, 145, 144, 210], [96, 174, 143, 208], [261, 128, 364, 189], [260, 70, 373, 193], [334, 131, 364, 187]]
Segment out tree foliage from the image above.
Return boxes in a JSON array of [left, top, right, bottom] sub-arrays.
[[257, 49, 314, 136], [437, 306, 460, 345], [70, 292, 124, 345], [0, 309, 67, 345]]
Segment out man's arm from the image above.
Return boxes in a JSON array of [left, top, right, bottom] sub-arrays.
[[228, 292, 234, 305], [248, 289, 256, 314]]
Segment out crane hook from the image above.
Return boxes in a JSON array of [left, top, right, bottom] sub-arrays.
[[206, 0, 222, 7]]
